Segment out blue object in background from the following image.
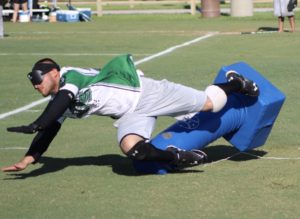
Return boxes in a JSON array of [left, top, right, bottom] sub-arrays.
[[134, 62, 285, 174], [56, 10, 79, 22]]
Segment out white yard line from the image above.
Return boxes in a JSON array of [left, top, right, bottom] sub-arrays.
[[135, 33, 217, 65], [0, 53, 152, 56], [7, 30, 211, 35], [0, 147, 28, 150], [241, 152, 300, 160], [0, 33, 217, 120], [203, 152, 300, 167], [0, 97, 50, 120]]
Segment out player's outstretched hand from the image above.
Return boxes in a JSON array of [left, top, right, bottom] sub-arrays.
[[1, 162, 27, 172], [1, 156, 35, 172], [7, 123, 39, 134]]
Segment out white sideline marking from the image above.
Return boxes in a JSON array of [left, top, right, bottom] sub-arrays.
[[0, 97, 50, 120], [0, 147, 27, 150], [25, 109, 42, 112], [241, 152, 300, 160], [0, 53, 152, 56], [203, 152, 300, 168], [134, 33, 217, 65], [7, 30, 210, 35], [0, 33, 216, 120]]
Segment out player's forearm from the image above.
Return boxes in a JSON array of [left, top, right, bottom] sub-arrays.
[[34, 90, 73, 130], [26, 121, 61, 163]]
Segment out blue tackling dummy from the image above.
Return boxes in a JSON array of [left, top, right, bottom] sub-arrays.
[[134, 62, 286, 174]]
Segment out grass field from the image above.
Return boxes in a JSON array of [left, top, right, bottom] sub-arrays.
[[1, 12, 300, 219]]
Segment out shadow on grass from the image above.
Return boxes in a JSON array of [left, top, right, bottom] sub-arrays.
[[4, 153, 204, 179], [4, 154, 137, 179], [257, 27, 278, 32], [256, 27, 293, 33], [3, 145, 267, 179], [202, 145, 267, 163]]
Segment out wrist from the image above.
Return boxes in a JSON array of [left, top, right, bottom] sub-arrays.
[[30, 122, 42, 132], [22, 155, 35, 165]]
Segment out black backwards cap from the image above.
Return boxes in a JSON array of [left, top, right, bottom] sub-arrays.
[[27, 58, 60, 85]]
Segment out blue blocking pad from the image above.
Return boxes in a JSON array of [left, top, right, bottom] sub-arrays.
[[134, 62, 285, 174], [215, 62, 285, 151], [151, 95, 246, 151]]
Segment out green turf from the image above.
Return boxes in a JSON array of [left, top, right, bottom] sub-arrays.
[[0, 13, 300, 219]]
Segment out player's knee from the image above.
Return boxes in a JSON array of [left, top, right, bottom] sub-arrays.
[[204, 85, 227, 112], [120, 134, 144, 154]]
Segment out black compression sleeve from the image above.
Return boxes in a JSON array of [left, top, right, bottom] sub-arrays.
[[34, 90, 74, 129], [126, 141, 175, 162], [25, 121, 61, 163]]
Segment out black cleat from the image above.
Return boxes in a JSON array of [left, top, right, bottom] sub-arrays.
[[226, 70, 260, 97], [166, 146, 207, 168]]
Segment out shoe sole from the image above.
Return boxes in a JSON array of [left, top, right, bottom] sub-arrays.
[[226, 70, 259, 97]]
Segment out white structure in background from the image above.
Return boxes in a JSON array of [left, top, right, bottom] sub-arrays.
[[231, 0, 253, 16], [0, 5, 3, 39], [28, 0, 57, 17]]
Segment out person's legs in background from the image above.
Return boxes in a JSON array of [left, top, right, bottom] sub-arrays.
[[11, 0, 28, 23], [278, 16, 284, 32], [21, 0, 27, 14], [11, 1, 20, 22], [0, 4, 4, 38], [288, 15, 295, 32]]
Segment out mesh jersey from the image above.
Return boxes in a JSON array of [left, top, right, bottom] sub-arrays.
[[58, 54, 143, 119]]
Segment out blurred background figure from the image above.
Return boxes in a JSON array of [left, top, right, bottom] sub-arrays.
[[0, 0, 4, 38], [274, 0, 297, 32], [11, 0, 28, 22]]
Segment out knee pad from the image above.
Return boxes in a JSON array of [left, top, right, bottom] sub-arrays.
[[126, 140, 150, 161], [126, 140, 173, 162], [205, 85, 227, 112]]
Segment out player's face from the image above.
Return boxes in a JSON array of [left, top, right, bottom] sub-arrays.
[[34, 71, 59, 97]]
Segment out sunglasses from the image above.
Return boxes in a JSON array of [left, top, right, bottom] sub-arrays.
[[27, 70, 46, 86], [27, 63, 59, 85]]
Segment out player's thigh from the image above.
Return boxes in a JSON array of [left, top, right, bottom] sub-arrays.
[[117, 114, 156, 153]]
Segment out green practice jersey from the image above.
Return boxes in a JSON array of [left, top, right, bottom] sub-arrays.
[[58, 54, 143, 119]]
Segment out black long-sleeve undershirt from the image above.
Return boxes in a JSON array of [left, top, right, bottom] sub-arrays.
[[25, 89, 74, 162], [25, 121, 61, 162], [34, 90, 74, 129]]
